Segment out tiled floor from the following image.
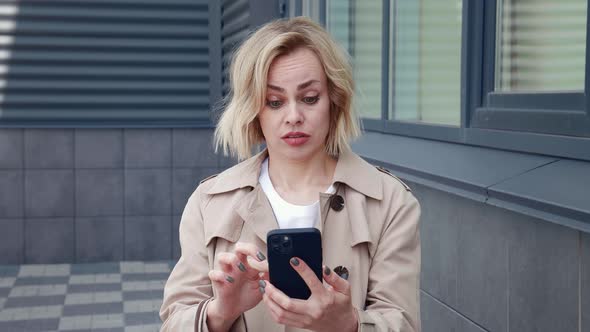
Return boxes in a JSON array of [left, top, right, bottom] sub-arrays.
[[0, 261, 175, 332]]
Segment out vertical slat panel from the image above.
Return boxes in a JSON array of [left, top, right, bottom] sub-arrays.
[[221, 0, 250, 95]]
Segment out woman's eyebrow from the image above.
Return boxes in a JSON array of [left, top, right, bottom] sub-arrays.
[[267, 80, 320, 92]]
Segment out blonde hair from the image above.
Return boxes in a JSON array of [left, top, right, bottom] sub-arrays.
[[214, 16, 361, 160]]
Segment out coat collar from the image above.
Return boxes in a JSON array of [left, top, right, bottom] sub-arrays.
[[206, 148, 383, 200]]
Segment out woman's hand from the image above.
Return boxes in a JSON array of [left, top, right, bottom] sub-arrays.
[[206, 242, 268, 331], [260, 258, 358, 332]]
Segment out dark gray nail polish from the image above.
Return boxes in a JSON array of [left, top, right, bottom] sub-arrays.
[[259, 286, 265, 294], [258, 280, 266, 288], [237, 262, 246, 272], [225, 275, 235, 283], [290, 258, 300, 266], [324, 266, 331, 276], [256, 251, 266, 261]]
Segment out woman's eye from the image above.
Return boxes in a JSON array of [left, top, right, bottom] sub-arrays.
[[302, 96, 319, 104], [267, 100, 283, 109]]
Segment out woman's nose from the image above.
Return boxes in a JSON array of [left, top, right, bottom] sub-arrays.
[[285, 101, 303, 124]]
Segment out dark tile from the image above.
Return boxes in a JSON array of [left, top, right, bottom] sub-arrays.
[[125, 216, 171, 261], [68, 283, 121, 293], [508, 216, 578, 332], [123, 290, 162, 301], [0, 170, 23, 218], [4, 295, 65, 308], [122, 273, 170, 282], [0, 129, 23, 168], [415, 183, 458, 307], [25, 170, 74, 217], [421, 291, 459, 332], [67, 329, 124, 332], [125, 311, 161, 325], [124, 129, 171, 168], [70, 262, 120, 275], [75, 217, 124, 263], [0, 287, 10, 297], [25, 218, 74, 264], [457, 202, 509, 332], [172, 129, 217, 168], [24, 129, 73, 168], [0, 265, 19, 277], [172, 168, 217, 215], [0, 219, 23, 264], [124, 169, 171, 216], [582, 232, 590, 332], [75, 129, 123, 168], [62, 302, 123, 316], [172, 216, 180, 260], [14, 276, 68, 286], [76, 170, 124, 217], [0, 318, 59, 332]]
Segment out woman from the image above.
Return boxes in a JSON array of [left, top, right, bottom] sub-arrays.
[[160, 17, 421, 332]]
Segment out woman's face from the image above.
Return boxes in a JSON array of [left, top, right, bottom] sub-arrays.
[[258, 47, 331, 162]]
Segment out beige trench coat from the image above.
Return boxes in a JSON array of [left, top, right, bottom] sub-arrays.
[[160, 148, 421, 332]]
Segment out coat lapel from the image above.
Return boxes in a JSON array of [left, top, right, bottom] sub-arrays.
[[234, 185, 278, 244]]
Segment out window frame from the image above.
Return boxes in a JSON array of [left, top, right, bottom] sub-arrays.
[[335, 0, 590, 161]]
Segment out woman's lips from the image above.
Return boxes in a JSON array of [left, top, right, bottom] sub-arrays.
[[282, 136, 310, 146], [281, 132, 310, 146]]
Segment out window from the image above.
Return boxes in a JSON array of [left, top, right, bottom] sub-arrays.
[[327, 1, 383, 119], [471, 0, 590, 139], [392, 0, 462, 126], [324, 0, 590, 161], [495, 0, 586, 92]]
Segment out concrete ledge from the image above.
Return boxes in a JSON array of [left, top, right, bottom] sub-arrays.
[[353, 131, 590, 234]]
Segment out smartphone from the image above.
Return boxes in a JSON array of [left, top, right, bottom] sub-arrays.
[[267, 228, 323, 300]]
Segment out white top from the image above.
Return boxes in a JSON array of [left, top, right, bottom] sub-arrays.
[[259, 158, 336, 229]]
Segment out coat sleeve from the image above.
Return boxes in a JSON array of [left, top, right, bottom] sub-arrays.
[[357, 188, 422, 332], [159, 186, 247, 331]]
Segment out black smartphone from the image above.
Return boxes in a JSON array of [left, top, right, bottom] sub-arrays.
[[267, 228, 323, 300]]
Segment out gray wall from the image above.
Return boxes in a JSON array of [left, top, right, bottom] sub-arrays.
[[0, 128, 235, 264], [409, 179, 589, 332]]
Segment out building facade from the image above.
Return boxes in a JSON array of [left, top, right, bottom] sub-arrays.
[[0, 1, 588, 331]]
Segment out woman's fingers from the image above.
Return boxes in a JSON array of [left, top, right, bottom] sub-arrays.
[[235, 242, 269, 273], [217, 252, 240, 274], [262, 281, 306, 314], [208, 270, 234, 287], [262, 283, 308, 327], [289, 257, 325, 295]]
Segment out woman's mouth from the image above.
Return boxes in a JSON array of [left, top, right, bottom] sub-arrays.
[[281, 132, 310, 146]]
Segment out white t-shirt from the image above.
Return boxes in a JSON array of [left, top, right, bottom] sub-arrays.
[[259, 158, 335, 229]]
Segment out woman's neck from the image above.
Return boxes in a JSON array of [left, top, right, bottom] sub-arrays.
[[266, 150, 337, 194]]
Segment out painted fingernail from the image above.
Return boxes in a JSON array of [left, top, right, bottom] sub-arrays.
[[256, 251, 266, 261], [258, 280, 266, 288], [225, 275, 235, 283], [237, 262, 246, 272], [324, 266, 331, 276], [259, 286, 265, 294], [290, 258, 300, 266]]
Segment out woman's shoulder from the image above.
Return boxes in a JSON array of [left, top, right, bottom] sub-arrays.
[[192, 156, 260, 199], [373, 165, 412, 193]]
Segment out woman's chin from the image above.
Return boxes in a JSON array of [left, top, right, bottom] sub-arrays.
[[271, 144, 326, 162]]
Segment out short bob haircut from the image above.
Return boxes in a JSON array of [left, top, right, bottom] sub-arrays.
[[214, 16, 361, 161]]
